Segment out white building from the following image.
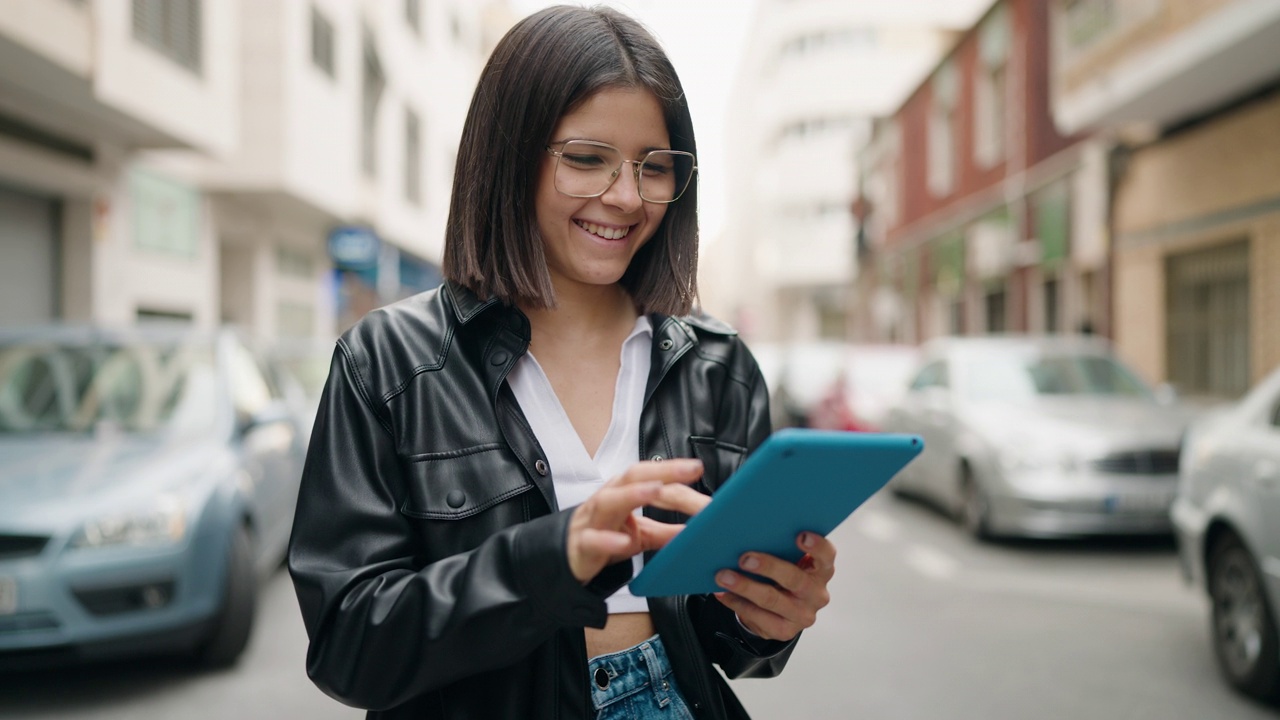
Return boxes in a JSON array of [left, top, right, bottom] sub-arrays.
[[701, 0, 991, 343], [0, 0, 498, 340]]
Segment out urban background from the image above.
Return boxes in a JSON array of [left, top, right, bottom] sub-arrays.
[[1, 0, 1279, 718]]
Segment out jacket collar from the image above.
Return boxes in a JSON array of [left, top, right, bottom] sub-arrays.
[[445, 281, 503, 326]]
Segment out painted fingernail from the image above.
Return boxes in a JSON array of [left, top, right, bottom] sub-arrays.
[[741, 555, 760, 571], [717, 571, 737, 586]]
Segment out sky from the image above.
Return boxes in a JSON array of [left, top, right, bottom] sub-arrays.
[[508, 0, 760, 245]]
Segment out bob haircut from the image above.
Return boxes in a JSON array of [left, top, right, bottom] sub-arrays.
[[442, 5, 699, 316]]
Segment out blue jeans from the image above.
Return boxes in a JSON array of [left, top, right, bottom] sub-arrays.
[[589, 635, 695, 720]]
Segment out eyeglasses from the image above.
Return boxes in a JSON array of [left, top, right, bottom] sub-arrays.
[[545, 140, 697, 204]]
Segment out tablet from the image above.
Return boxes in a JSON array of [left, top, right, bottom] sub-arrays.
[[628, 429, 923, 597]]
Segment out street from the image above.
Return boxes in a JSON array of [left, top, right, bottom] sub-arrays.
[[0, 492, 1276, 719]]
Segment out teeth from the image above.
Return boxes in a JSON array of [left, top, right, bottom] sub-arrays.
[[576, 220, 630, 240]]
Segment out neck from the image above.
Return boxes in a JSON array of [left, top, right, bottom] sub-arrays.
[[520, 281, 638, 346]]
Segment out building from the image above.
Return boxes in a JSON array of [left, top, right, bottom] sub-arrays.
[[1050, 0, 1280, 398], [701, 0, 987, 343], [0, 0, 499, 340], [854, 0, 1110, 346]]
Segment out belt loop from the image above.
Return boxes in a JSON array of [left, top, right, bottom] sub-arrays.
[[639, 640, 671, 708]]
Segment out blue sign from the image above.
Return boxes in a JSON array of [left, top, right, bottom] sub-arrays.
[[327, 226, 380, 270]]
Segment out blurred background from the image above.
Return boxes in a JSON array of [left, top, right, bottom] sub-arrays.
[[2, 0, 1279, 718]]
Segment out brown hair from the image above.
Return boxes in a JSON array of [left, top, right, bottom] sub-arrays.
[[442, 5, 699, 315]]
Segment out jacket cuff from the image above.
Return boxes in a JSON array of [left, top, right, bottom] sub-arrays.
[[512, 510, 630, 629]]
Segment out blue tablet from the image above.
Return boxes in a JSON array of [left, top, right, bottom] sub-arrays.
[[629, 429, 923, 597]]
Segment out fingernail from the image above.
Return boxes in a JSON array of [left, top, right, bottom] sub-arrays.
[[741, 555, 760, 571], [680, 459, 703, 472], [717, 571, 737, 586], [802, 533, 816, 548]]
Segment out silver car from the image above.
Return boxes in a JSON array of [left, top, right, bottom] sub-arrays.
[[0, 325, 307, 668], [883, 335, 1196, 539], [1172, 365, 1280, 704]]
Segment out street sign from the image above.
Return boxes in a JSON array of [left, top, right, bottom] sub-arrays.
[[327, 226, 380, 270]]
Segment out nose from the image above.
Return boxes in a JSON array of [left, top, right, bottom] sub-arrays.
[[600, 161, 644, 213]]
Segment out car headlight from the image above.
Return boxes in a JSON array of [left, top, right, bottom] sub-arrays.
[[70, 494, 188, 549]]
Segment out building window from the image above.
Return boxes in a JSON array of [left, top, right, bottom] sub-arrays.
[[974, 5, 1009, 168], [311, 6, 336, 78], [276, 246, 315, 279], [985, 284, 1007, 333], [405, 0, 422, 35], [361, 29, 385, 178], [778, 27, 875, 60], [405, 108, 422, 205], [131, 168, 200, 258], [1043, 276, 1059, 333], [131, 0, 203, 75], [927, 62, 957, 197], [1166, 240, 1250, 398]]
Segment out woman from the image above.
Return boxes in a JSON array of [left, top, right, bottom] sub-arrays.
[[288, 6, 835, 719]]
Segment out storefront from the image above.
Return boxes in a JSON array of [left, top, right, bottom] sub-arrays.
[[0, 184, 58, 326]]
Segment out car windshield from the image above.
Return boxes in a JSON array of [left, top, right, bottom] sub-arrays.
[[0, 339, 219, 436], [961, 351, 1153, 403]]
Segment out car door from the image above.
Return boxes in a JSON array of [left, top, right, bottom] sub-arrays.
[[227, 341, 298, 569], [1242, 378, 1280, 604], [895, 360, 949, 496]]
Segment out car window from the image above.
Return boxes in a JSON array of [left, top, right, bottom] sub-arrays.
[[962, 352, 1151, 403], [1271, 399, 1280, 428], [0, 340, 216, 435], [909, 361, 948, 391], [228, 342, 275, 418]]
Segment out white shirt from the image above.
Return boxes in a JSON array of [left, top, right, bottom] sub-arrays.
[[506, 315, 653, 614]]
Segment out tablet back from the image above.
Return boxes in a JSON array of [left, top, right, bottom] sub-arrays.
[[629, 429, 923, 597]]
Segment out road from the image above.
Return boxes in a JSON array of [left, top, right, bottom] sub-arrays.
[[0, 493, 1276, 718]]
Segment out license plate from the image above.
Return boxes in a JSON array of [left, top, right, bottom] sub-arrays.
[[1104, 492, 1171, 514], [0, 577, 15, 615]]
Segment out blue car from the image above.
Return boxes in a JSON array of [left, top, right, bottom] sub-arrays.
[[0, 325, 308, 667]]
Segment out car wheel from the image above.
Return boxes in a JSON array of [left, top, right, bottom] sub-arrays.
[[195, 525, 257, 668], [1208, 534, 1280, 703], [958, 465, 992, 540]]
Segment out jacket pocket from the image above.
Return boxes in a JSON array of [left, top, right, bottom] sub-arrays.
[[688, 436, 748, 493], [400, 443, 534, 520]]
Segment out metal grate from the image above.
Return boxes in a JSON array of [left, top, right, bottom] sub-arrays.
[[1090, 449, 1180, 476], [1166, 240, 1250, 398], [132, 0, 203, 75], [0, 534, 50, 560]]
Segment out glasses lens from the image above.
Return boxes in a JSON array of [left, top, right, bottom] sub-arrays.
[[554, 141, 623, 197], [639, 151, 695, 203]]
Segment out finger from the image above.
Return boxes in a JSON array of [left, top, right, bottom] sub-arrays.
[[649, 483, 712, 516], [634, 517, 684, 549], [796, 532, 837, 579], [580, 481, 664, 531], [613, 459, 703, 487], [736, 552, 811, 595], [713, 591, 799, 642]]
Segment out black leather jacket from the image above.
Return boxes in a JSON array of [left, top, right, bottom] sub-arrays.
[[287, 283, 797, 719]]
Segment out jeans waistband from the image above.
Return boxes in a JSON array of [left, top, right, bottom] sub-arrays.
[[587, 634, 677, 711]]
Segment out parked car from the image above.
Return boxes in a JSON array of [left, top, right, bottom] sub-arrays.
[[805, 344, 920, 432], [1172, 365, 1280, 704], [0, 325, 307, 668], [882, 335, 1197, 539], [754, 341, 856, 430]]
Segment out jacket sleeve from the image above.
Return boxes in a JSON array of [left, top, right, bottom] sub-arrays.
[[287, 342, 630, 711], [691, 352, 801, 678]]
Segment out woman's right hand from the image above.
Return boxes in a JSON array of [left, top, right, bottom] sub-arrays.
[[567, 459, 710, 584]]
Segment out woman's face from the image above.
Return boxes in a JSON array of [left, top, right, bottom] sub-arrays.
[[535, 87, 670, 297]]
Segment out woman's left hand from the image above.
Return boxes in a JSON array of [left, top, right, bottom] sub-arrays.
[[712, 531, 836, 642]]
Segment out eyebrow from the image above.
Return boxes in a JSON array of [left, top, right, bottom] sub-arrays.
[[552, 136, 672, 154]]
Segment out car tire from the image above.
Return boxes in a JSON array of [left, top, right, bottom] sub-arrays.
[[1208, 533, 1280, 704], [195, 525, 257, 669], [958, 465, 992, 541]]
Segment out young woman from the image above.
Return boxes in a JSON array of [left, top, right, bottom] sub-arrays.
[[288, 6, 836, 719]]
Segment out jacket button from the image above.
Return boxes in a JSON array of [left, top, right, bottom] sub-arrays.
[[659, 339, 674, 350], [491, 351, 509, 366], [446, 490, 466, 509], [535, 459, 549, 476], [651, 454, 664, 462]]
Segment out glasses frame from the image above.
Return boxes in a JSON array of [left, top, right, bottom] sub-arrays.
[[545, 140, 697, 204]]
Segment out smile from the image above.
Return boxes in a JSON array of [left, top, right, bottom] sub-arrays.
[[574, 219, 632, 241]]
